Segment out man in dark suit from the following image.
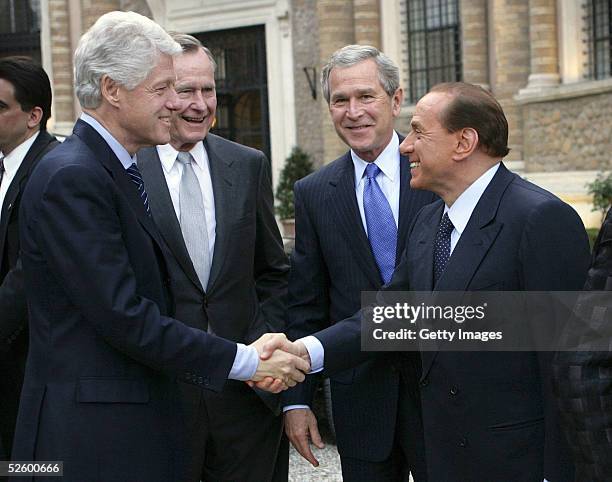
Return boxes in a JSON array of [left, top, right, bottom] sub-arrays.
[[0, 56, 57, 461], [12, 12, 307, 482], [554, 206, 612, 480], [270, 82, 591, 481], [283, 45, 434, 481], [138, 33, 290, 482]]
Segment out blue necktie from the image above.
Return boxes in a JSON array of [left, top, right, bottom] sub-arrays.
[[433, 212, 454, 285], [363, 163, 397, 284], [126, 162, 151, 215]]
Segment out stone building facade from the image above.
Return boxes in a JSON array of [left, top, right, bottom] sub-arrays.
[[4, 0, 611, 226]]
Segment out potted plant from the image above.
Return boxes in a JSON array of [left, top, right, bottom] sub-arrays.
[[275, 146, 314, 240]]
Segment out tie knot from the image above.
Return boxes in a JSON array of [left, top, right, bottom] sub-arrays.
[[176, 151, 194, 165], [439, 212, 454, 236], [365, 162, 381, 180]]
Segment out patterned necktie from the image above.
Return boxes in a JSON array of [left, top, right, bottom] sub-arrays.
[[433, 212, 454, 285], [176, 151, 211, 290], [126, 162, 151, 215], [363, 162, 398, 284], [0, 156, 5, 188]]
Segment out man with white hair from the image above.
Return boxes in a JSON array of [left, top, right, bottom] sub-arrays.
[[11, 11, 307, 482]]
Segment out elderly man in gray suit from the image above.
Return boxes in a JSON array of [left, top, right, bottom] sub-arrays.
[[138, 34, 290, 482]]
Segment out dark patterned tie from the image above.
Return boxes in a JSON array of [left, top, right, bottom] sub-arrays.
[[126, 162, 150, 215], [433, 212, 454, 285], [0, 155, 5, 188], [363, 162, 398, 284]]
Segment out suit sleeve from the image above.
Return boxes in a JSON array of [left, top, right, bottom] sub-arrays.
[[30, 164, 237, 391], [520, 199, 590, 482], [246, 152, 289, 341], [0, 257, 27, 349]]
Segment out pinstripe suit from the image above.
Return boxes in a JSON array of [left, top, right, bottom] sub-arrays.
[[284, 136, 436, 480]]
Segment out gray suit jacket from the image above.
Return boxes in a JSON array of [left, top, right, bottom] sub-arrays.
[[138, 133, 289, 411]]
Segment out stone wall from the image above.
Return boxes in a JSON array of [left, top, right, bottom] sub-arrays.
[[522, 90, 612, 172], [291, 0, 325, 167]]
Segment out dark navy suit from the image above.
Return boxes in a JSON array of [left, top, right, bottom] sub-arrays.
[[313, 163, 590, 482], [284, 141, 435, 479], [12, 121, 237, 482]]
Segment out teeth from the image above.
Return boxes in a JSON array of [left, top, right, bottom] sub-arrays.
[[183, 116, 204, 122], [410, 161, 420, 168]]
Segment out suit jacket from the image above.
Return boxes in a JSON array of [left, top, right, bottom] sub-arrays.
[[12, 120, 237, 482], [315, 163, 590, 481], [283, 144, 436, 461], [0, 130, 57, 460], [138, 134, 289, 413], [553, 206, 612, 481]]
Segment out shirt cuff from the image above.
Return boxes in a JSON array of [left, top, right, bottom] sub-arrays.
[[283, 404, 311, 413], [228, 343, 258, 380], [299, 335, 324, 373]]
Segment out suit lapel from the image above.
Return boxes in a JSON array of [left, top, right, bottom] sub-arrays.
[[72, 120, 164, 248], [420, 164, 514, 380], [138, 147, 203, 292], [328, 153, 382, 287], [204, 135, 237, 293], [0, 131, 56, 260], [396, 148, 418, 262]]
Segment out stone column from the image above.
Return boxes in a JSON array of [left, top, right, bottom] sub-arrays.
[[317, 0, 355, 163], [489, 0, 530, 162], [524, 0, 560, 89], [353, 0, 381, 48], [461, 0, 489, 88]]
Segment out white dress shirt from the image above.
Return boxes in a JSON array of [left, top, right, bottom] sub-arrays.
[[156, 142, 216, 259], [0, 131, 40, 215], [79, 114, 258, 381]]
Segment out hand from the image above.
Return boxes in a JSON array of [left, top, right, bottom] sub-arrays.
[[259, 335, 310, 366], [284, 408, 324, 466], [248, 334, 310, 391]]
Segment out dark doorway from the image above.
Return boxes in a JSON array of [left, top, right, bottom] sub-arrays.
[[195, 25, 271, 160]]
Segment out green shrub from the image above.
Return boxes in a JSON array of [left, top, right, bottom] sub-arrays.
[[275, 147, 314, 219], [586, 171, 612, 223]]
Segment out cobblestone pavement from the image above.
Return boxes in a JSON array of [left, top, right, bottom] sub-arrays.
[[288, 444, 342, 482]]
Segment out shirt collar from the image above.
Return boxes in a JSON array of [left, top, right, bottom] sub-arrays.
[[1, 131, 40, 178], [445, 163, 500, 236], [156, 140, 207, 173], [80, 113, 136, 170], [352, 131, 399, 188]]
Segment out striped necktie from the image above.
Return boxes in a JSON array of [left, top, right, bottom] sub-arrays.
[[126, 162, 151, 215]]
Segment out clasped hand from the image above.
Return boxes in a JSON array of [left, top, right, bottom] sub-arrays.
[[247, 333, 310, 393]]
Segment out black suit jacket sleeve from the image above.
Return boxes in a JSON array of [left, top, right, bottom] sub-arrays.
[[283, 181, 332, 406], [249, 152, 289, 339], [32, 164, 237, 388], [0, 257, 27, 347]]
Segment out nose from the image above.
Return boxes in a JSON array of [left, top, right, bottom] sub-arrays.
[[165, 88, 180, 111], [191, 90, 208, 113], [346, 98, 363, 119], [399, 133, 414, 156]]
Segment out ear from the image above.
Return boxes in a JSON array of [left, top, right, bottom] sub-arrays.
[[26, 106, 43, 129], [391, 87, 404, 117], [100, 75, 121, 107], [452, 127, 478, 161]]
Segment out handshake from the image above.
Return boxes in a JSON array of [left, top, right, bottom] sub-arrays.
[[247, 334, 310, 393]]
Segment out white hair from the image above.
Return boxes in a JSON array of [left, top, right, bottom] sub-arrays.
[[74, 11, 182, 109]]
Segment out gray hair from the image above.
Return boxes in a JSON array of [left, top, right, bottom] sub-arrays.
[[74, 11, 182, 109], [321, 44, 400, 104], [169, 32, 217, 73]]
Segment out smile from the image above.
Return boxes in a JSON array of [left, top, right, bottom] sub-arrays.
[[410, 161, 420, 168], [182, 115, 205, 123]]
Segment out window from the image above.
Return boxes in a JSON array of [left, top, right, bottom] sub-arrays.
[[584, 0, 612, 79], [0, 0, 41, 60], [406, 0, 462, 103]]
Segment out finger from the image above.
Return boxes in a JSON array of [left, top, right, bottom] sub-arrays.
[[294, 354, 311, 374], [290, 432, 319, 467], [309, 419, 325, 449]]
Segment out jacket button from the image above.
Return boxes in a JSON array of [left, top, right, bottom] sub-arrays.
[[450, 386, 459, 396], [459, 437, 467, 447]]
